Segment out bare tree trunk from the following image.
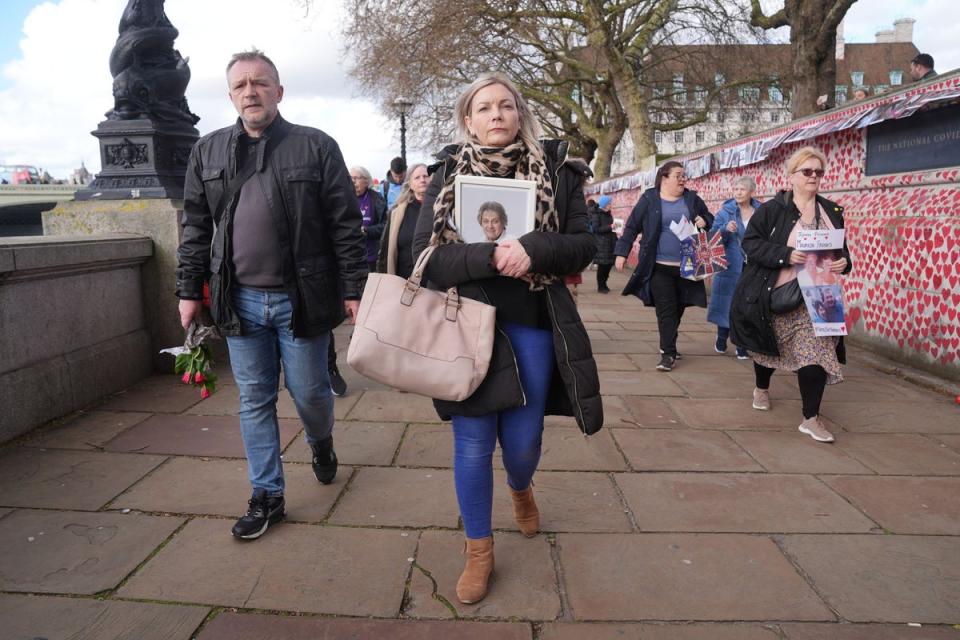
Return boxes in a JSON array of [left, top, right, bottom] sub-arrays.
[[752, 0, 857, 118]]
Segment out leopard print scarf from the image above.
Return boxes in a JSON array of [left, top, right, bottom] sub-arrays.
[[430, 140, 559, 289]]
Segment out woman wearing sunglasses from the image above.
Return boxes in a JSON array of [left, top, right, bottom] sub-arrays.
[[729, 146, 852, 443]]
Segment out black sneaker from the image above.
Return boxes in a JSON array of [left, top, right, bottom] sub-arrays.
[[659, 348, 682, 360], [714, 336, 728, 353], [328, 366, 347, 397], [656, 354, 675, 371], [231, 489, 285, 540], [311, 436, 338, 485], [598, 284, 611, 293]]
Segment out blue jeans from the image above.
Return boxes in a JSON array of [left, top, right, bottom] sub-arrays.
[[227, 287, 335, 496], [452, 322, 554, 539]]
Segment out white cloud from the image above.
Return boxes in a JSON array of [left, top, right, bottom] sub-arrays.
[[0, 0, 427, 180]]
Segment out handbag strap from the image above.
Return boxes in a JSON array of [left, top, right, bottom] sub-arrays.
[[401, 245, 461, 321]]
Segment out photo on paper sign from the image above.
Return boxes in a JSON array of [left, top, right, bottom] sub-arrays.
[[801, 284, 847, 335], [795, 228, 847, 336], [453, 175, 537, 244]]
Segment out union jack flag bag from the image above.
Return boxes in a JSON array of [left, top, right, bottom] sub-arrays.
[[680, 230, 728, 280]]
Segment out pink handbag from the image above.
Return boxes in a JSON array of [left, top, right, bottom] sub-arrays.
[[347, 246, 496, 401]]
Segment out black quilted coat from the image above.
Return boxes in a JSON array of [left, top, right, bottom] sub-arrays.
[[411, 140, 603, 435]]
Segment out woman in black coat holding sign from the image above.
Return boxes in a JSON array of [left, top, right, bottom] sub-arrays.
[[614, 161, 713, 371], [411, 72, 601, 605], [730, 146, 853, 443]]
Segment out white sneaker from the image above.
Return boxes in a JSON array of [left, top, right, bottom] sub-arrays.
[[799, 416, 835, 443], [752, 388, 771, 411]]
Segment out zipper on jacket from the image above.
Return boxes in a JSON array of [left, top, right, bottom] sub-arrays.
[[477, 284, 526, 407], [544, 287, 587, 432]]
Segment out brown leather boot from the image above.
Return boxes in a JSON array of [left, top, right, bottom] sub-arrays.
[[510, 485, 540, 537], [456, 536, 494, 604]]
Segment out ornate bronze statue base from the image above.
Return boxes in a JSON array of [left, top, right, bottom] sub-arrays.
[[76, 117, 198, 201]]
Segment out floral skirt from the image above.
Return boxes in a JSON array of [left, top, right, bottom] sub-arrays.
[[750, 306, 843, 384]]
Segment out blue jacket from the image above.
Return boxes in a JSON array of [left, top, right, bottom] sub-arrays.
[[706, 197, 761, 327], [709, 197, 762, 274], [615, 187, 714, 306]]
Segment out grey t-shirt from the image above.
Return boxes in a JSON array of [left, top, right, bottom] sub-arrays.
[[231, 142, 284, 289], [656, 196, 690, 264]]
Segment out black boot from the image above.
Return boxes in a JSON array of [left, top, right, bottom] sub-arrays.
[[311, 436, 338, 484]]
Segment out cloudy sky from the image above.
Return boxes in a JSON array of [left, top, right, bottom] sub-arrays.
[[1, 0, 957, 180]]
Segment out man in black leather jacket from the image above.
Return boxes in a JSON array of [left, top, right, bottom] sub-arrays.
[[175, 50, 367, 541]]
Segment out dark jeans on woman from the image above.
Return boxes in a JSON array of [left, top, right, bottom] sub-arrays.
[[754, 362, 827, 419], [650, 263, 686, 357], [596, 263, 612, 290]]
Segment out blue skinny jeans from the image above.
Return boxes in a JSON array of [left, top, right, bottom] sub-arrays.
[[452, 321, 554, 539]]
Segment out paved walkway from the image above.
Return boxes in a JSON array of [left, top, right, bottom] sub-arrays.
[[2, 269, 959, 639]]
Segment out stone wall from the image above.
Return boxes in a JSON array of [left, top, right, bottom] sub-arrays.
[[591, 75, 960, 380], [0, 234, 154, 442]]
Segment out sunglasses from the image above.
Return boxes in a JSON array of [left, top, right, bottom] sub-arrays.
[[794, 168, 825, 178]]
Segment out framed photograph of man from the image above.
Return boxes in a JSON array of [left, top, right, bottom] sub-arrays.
[[453, 175, 537, 243]]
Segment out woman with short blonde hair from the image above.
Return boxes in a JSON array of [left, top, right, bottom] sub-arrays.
[[730, 146, 852, 443]]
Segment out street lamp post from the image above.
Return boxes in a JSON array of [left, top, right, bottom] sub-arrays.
[[393, 97, 414, 164]]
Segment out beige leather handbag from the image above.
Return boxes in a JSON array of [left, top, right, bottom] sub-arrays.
[[347, 246, 496, 401]]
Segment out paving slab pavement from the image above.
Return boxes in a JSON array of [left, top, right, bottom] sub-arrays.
[[0, 593, 209, 640], [779, 534, 960, 623], [2, 268, 959, 635]]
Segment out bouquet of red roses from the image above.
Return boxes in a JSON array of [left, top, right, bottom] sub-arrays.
[[161, 323, 220, 399]]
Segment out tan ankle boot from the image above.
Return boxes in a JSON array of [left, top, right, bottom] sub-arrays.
[[510, 485, 540, 537], [456, 536, 494, 604]]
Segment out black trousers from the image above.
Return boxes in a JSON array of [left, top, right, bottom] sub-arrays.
[[650, 264, 686, 357], [754, 362, 827, 419], [597, 263, 612, 289]]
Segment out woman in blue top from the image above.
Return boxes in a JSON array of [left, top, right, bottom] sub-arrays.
[[707, 177, 760, 359], [614, 161, 713, 371]]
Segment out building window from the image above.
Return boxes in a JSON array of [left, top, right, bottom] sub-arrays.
[[875, 84, 889, 94], [836, 85, 847, 104], [696, 130, 705, 144], [674, 131, 684, 143], [770, 111, 780, 123], [654, 131, 662, 144], [851, 71, 864, 86], [653, 87, 666, 100], [716, 111, 725, 123], [715, 72, 725, 86], [739, 87, 761, 102], [742, 112, 755, 123], [768, 86, 783, 103], [673, 74, 686, 103], [694, 86, 707, 104], [890, 70, 903, 86], [716, 131, 726, 143]]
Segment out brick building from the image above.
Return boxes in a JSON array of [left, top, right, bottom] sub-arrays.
[[610, 18, 920, 174]]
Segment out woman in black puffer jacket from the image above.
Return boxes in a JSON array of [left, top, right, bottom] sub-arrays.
[[412, 72, 601, 606]]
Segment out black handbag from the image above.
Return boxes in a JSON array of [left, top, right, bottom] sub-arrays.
[[770, 278, 803, 314], [769, 202, 823, 315]]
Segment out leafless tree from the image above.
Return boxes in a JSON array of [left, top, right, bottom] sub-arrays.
[[750, 0, 858, 117], [342, 0, 761, 178]]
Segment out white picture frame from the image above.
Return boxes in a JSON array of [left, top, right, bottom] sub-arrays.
[[453, 175, 537, 244]]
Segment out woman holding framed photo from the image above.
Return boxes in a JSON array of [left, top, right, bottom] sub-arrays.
[[412, 72, 601, 605]]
